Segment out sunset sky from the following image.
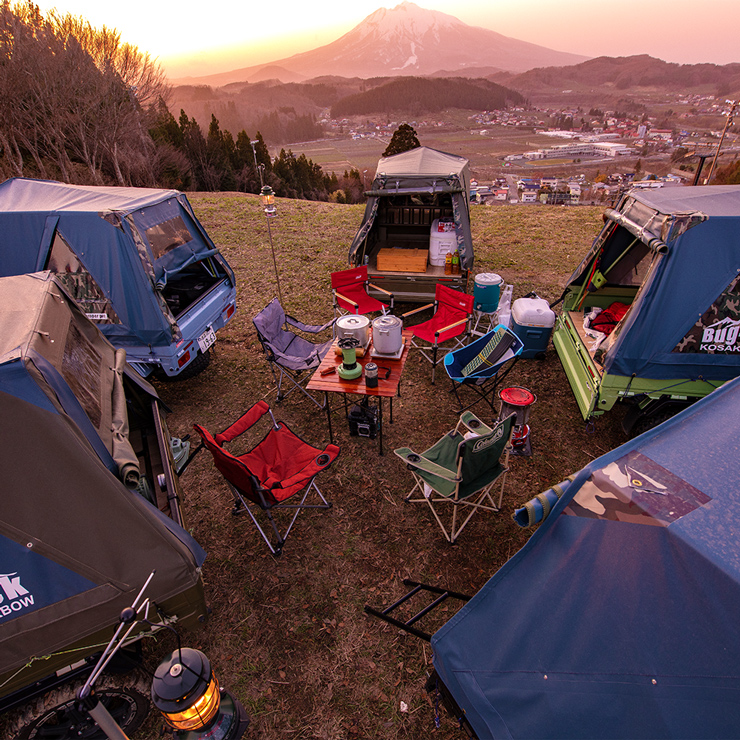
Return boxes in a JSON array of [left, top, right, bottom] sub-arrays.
[[35, 0, 739, 78]]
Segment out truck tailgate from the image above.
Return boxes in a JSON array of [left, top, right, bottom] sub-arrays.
[[552, 311, 601, 419]]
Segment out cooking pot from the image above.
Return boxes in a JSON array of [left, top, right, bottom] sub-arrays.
[[336, 315, 370, 348], [372, 315, 403, 355]]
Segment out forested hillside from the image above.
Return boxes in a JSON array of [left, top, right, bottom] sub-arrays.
[[496, 55, 740, 96], [331, 76, 525, 117], [0, 2, 360, 200]]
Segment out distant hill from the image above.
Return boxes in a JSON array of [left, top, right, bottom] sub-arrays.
[[169, 76, 524, 142], [169, 2, 587, 87], [494, 55, 740, 98], [330, 77, 525, 117]]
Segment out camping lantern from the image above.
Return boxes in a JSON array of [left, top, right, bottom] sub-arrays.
[[498, 386, 536, 456], [260, 185, 277, 217], [152, 648, 249, 739]]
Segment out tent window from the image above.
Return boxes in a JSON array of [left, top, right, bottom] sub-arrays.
[[61, 321, 103, 429], [600, 226, 654, 287], [145, 216, 193, 259], [46, 232, 121, 324]]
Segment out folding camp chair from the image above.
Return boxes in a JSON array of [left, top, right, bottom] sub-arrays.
[[395, 412, 515, 544], [253, 298, 334, 409], [193, 401, 339, 556], [402, 284, 474, 383], [444, 325, 524, 411], [330, 265, 394, 317]]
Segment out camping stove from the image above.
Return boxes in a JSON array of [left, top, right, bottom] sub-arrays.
[[337, 337, 362, 380]]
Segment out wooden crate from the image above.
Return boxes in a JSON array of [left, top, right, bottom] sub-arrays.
[[376, 248, 428, 273]]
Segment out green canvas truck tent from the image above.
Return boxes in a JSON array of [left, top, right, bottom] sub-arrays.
[[0, 272, 208, 738], [552, 184, 740, 434], [348, 147, 473, 302]]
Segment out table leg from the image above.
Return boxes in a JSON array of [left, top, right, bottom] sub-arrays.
[[324, 391, 333, 443], [378, 397, 384, 456]]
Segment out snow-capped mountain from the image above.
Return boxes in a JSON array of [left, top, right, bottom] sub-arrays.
[[173, 2, 587, 86]]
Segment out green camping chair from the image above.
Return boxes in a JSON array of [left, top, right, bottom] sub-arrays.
[[395, 412, 515, 544]]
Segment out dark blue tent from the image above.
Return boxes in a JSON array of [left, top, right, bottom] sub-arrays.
[[564, 185, 740, 382], [0, 273, 207, 701], [432, 376, 740, 739]]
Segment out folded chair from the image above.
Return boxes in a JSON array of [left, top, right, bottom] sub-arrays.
[[330, 265, 394, 317], [193, 401, 339, 555], [444, 325, 524, 411], [395, 412, 515, 544], [402, 284, 474, 383], [253, 298, 334, 409]]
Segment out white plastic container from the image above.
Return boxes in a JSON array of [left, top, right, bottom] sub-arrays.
[[430, 218, 457, 266], [511, 297, 556, 358], [497, 284, 513, 328]]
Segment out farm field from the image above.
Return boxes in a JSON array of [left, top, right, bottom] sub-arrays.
[[137, 194, 623, 739], [280, 125, 583, 181]]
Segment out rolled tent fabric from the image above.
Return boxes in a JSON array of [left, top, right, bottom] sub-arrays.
[[111, 348, 140, 488], [512, 476, 574, 527]]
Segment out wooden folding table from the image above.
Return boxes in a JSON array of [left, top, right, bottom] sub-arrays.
[[307, 329, 412, 455]]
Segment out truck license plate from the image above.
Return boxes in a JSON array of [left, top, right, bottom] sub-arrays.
[[197, 327, 216, 353]]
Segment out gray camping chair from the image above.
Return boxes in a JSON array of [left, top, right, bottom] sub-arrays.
[[253, 298, 334, 409]]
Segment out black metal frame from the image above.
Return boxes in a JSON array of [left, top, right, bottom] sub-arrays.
[[447, 355, 520, 412], [364, 579, 470, 642]]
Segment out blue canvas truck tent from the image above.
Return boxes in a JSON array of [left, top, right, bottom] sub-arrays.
[[348, 147, 473, 302], [552, 184, 740, 434], [431, 375, 740, 739], [0, 178, 237, 378], [0, 272, 208, 737]]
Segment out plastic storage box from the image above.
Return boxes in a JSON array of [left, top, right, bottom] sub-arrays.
[[511, 297, 556, 358], [430, 218, 457, 266]]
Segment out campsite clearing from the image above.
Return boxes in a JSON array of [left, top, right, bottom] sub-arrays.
[[0, 195, 625, 740], [104, 193, 626, 740]]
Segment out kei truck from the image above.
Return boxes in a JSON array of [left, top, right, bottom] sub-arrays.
[[0, 178, 237, 379], [552, 184, 740, 435]]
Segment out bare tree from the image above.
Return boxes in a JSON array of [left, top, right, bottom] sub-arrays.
[[0, 2, 170, 184]]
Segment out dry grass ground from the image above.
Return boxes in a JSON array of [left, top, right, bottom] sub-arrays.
[[137, 196, 626, 739]]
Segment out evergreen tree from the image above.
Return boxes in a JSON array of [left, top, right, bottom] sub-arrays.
[[383, 123, 420, 157]]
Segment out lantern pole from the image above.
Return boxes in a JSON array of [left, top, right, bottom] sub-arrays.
[[251, 139, 284, 306]]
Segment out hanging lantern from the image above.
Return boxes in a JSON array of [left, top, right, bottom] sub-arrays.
[[152, 648, 249, 739], [260, 185, 277, 217]]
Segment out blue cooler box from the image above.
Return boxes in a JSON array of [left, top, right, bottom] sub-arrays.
[[511, 297, 556, 358]]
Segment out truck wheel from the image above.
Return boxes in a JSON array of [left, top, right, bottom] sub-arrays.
[[628, 407, 679, 438], [6, 672, 151, 740]]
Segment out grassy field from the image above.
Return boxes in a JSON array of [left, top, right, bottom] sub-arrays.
[[136, 195, 625, 739]]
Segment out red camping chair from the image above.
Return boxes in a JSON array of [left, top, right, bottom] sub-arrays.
[[331, 265, 394, 317], [403, 284, 474, 383], [193, 401, 339, 556]]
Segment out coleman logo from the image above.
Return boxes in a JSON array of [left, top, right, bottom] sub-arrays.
[[472, 427, 504, 453], [700, 317, 740, 353], [0, 572, 34, 617]]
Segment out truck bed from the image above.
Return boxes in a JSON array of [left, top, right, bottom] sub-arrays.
[[567, 311, 605, 371]]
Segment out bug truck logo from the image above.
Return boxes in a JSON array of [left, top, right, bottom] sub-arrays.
[[700, 317, 740, 353], [0, 572, 34, 618]]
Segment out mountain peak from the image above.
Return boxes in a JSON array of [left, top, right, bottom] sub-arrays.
[[360, 1, 463, 37], [171, 3, 588, 86]]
